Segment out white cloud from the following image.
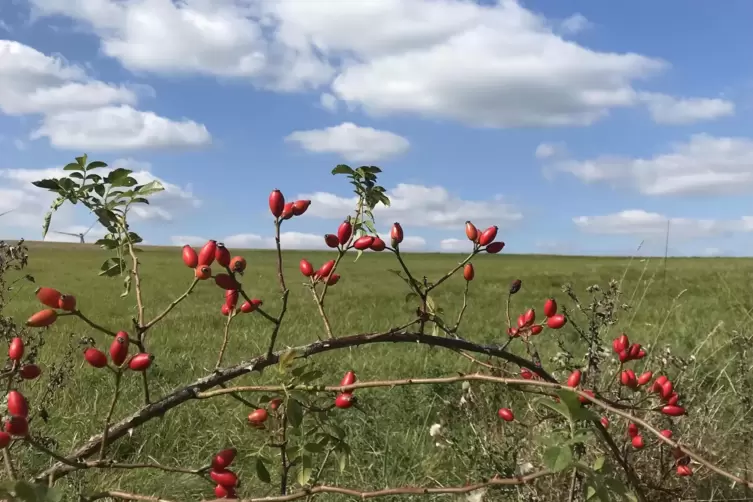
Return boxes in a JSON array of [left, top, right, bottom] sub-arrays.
[[28, 0, 681, 128], [535, 142, 567, 160], [639, 92, 735, 124], [0, 40, 139, 115], [300, 183, 522, 230], [558, 14, 591, 35], [573, 210, 753, 239], [30, 105, 212, 151], [170, 235, 207, 247], [13, 139, 26, 151], [553, 134, 753, 196], [440, 238, 469, 252], [0, 159, 201, 239], [285, 122, 409, 162], [319, 93, 338, 112]]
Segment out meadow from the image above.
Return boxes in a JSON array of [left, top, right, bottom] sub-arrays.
[[4, 241, 753, 501]]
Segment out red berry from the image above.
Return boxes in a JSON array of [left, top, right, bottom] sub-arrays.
[[35, 287, 61, 309], [58, 294, 76, 312], [667, 393, 680, 406], [543, 298, 557, 317], [627, 422, 639, 438], [214, 274, 240, 291], [269, 398, 282, 410], [292, 199, 311, 216], [546, 314, 566, 329], [281, 202, 294, 220], [661, 405, 686, 417], [485, 242, 505, 254], [620, 370, 637, 388], [239, 301, 255, 314], [636, 349, 646, 359], [300, 259, 314, 277], [463, 263, 474, 281], [578, 389, 595, 404], [109, 331, 130, 366], [318, 260, 336, 279], [613, 334, 629, 353], [652, 375, 668, 393], [370, 237, 386, 252], [523, 308, 535, 326], [225, 289, 239, 309], [182, 245, 198, 268], [26, 309, 57, 328], [198, 240, 217, 267], [478, 226, 498, 246], [660, 380, 674, 400], [7, 391, 28, 418], [600, 417, 609, 429], [390, 222, 404, 246], [676, 465, 693, 477], [631, 436, 644, 449], [4, 416, 28, 437], [229, 256, 246, 273], [195, 265, 212, 280], [0, 431, 10, 448], [84, 348, 108, 368], [212, 448, 237, 470], [660, 429, 673, 439], [497, 408, 514, 422], [214, 484, 237, 498], [508, 327, 519, 337], [326, 274, 340, 286], [520, 368, 533, 380], [465, 221, 478, 242], [269, 189, 285, 218], [618, 350, 630, 363], [210, 469, 238, 488], [335, 393, 355, 409], [517, 314, 526, 328], [637, 371, 653, 386], [324, 234, 339, 248], [628, 343, 641, 359], [248, 408, 268, 426], [128, 353, 153, 372], [566, 369, 581, 388], [337, 221, 353, 245], [221, 304, 231, 316], [530, 325, 543, 335], [353, 235, 374, 250], [19, 364, 41, 380], [8, 337, 24, 361], [215, 243, 231, 268], [340, 370, 357, 387]]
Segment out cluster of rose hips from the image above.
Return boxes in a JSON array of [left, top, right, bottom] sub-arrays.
[[268, 189, 311, 222], [507, 297, 567, 338], [209, 447, 240, 499], [323, 219, 391, 252], [2, 336, 40, 444], [181, 240, 262, 316], [299, 258, 339, 286], [464, 221, 505, 254], [25, 286, 77, 328]]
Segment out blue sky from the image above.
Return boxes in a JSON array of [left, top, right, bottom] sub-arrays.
[[0, 0, 751, 256]]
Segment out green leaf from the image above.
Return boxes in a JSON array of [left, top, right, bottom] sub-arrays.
[[593, 456, 605, 472], [106, 168, 132, 182], [99, 258, 124, 277], [298, 370, 323, 384], [44, 487, 63, 502], [557, 390, 598, 422], [331, 165, 354, 175], [536, 397, 572, 422], [121, 274, 132, 297], [75, 154, 88, 167], [330, 424, 346, 439], [255, 457, 271, 483], [86, 161, 108, 170], [278, 349, 297, 373], [135, 180, 165, 197], [542, 445, 573, 472], [63, 162, 84, 171], [94, 184, 106, 197], [296, 455, 312, 486], [586, 485, 597, 500], [32, 179, 60, 190], [13, 480, 38, 502], [69, 172, 84, 180], [95, 238, 119, 250], [41, 211, 53, 240], [287, 399, 303, 428], [303, 442, 323, 453]]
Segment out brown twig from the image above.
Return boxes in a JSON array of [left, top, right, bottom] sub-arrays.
[[84, 470, 552, 502], [216, 311, 237, 369], [127, 240, 145, 328], [74, 310, 118, 338], [143, 277, 199, 332], [33, 330, 551, 483], [198, 373, 752, 490], [425, 250, 476, 293], [309, 282, 332, 340], [266, 219, 290, 359], [99, 370, 123, 459]]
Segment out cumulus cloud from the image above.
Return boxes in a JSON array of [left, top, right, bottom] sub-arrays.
[[573, 210, 753, 239], [299, 183, 522, 230], [535, 142, 567, 160], [638, 92, 735, 125], [285, 122, 409, 162], [0, 39, 211, 151], [31, 105, 212, 151], [551, 134, 753, 196], [27, 0, 719, 129]]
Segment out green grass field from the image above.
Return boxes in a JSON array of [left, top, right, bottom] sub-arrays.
[[5, 242, 753, 500]]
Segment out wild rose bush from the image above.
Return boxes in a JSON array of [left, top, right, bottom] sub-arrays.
[[0, 156, 750, 501]]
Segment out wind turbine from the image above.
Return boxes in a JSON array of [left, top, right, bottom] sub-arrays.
[[50, 219, 98, 244]]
